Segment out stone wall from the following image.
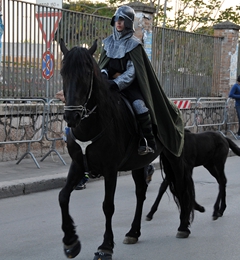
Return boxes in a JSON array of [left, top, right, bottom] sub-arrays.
[[0, 100, 237, 162], [0, 102, 67, 162]]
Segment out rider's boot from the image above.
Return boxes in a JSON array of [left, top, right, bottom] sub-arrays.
[[136, 111, 157, 156]]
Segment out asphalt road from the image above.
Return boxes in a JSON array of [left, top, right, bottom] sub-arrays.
[[1, 156, 240, 260]]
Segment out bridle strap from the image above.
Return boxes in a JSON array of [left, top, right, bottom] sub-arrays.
[[64, 71, 95, 120]]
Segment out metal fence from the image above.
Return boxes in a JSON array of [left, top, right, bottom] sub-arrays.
[[0, 0, 233, 164], [0, 96, 239, 165], [0, 97, 67, 166], [0, 98, 46, 167], [152, 27, 223, 98], [1, 0, 111, 99], [1, 0, 223, 99]]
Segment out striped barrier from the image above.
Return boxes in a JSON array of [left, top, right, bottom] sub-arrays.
[[173, 100, 191, 109]]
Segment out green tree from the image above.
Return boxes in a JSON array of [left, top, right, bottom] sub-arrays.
[[61, 0, 240, 36], [63, 1, 115, 17], [74, 0, 239, 35]]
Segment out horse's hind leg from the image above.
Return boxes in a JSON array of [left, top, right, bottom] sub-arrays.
[[194, 201, 205, 213], [124, 168, 148, 244], [146, 178, 169, 221], [59, 161, 84, 258], [205, 164, 227, 220]]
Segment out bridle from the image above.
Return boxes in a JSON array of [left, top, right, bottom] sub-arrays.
[[64, 71, 97, 120]]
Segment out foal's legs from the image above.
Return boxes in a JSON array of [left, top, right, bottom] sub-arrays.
[[146, 178, 169, 221], [146, 175, 205, 222], [124, 168, 148, 244], [205, 163, 227, 220]]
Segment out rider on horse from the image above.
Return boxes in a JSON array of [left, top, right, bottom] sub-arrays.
[[56, 5, 184, 157], [98, 5, 184, 157]]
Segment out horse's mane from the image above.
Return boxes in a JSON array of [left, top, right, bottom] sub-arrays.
[[62, 46, 130, 144]]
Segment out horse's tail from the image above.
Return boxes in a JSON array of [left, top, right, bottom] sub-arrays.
[[160, 153, 195, 223], [225, 137, 240, 156], [182, 167, 195, 223]]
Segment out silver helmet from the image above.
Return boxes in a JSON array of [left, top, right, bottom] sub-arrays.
[[110, 5, 135, 29]]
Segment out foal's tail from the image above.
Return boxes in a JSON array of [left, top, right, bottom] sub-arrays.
[[226, 137, 240, 156]]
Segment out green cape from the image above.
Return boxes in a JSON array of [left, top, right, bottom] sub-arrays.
[[98, 44, 184, 157]]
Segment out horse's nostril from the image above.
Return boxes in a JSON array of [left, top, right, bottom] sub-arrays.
[[64, 112, 81, 128], [74, 112, 81, 122]]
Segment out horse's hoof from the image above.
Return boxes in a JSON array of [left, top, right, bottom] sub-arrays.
[[64, 240, 81, 258], [176, 231, 190, 238], [212, 212, 222, 220], [145, 215, 153, 221], [198, 206, 205, 213], [123, 236, 138, 244], [93, 251, 112, 260]]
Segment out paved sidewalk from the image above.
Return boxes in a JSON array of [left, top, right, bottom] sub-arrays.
[[0, 152, 160, 199], [0, 138, 239, 199]]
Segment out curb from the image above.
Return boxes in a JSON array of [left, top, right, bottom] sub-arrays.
[[0, 161, 160, 199], [0, 149, 235, 199], [0, 173, 67, 199]]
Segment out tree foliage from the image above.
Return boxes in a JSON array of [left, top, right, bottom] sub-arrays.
[[62, 0, 240, 35], [63, 1, 115, 17]]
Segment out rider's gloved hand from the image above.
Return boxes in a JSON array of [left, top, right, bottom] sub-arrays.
[[108, 80, 119, 91]]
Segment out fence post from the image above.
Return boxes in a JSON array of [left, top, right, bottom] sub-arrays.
[[128, 2, 155, 61], [213, 21, 240, 97]]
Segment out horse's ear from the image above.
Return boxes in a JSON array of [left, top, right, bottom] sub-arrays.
[[60, 38, 69, 55], [88, 39, 98, 55]]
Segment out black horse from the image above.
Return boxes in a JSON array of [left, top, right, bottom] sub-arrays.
[[58, 39, 195, 260], [146, 130, 240, 222]]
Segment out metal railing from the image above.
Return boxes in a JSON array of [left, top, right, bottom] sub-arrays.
[[40, 99, 67, 165], [0, 97, 239, 166], [152, 27, 222, 98], [170, 97, 198, 130], [1, 0, 223, 99], [0, 98, 46, 167], [225, 98, 239, 139]]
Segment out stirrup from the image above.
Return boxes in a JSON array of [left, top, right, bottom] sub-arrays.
[[138, 138, 155, 156]]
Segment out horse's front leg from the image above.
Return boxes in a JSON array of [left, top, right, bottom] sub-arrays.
[[206, 165, 227, 220], [175, 168, 195, 238], [59, 161, 83, 259], [94, 171, 118, 260], [124, 168, 148, 244]]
